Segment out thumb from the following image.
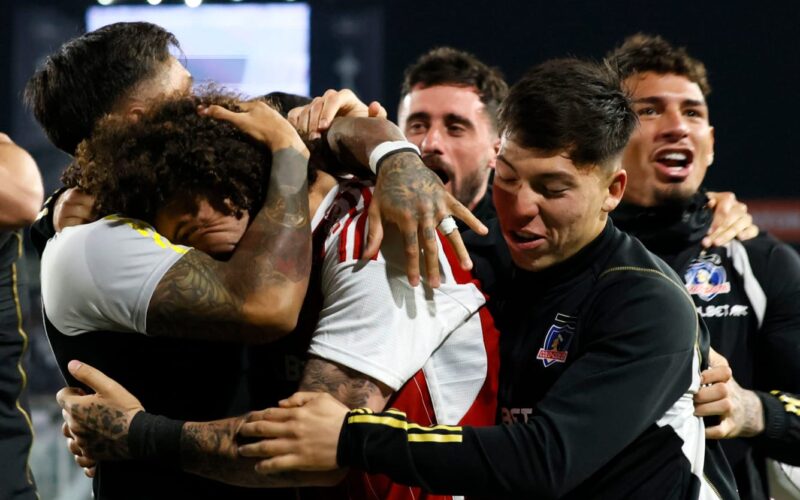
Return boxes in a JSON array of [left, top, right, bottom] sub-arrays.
[[279, 391, 323, 408], [68, 360, 123, 396], [362, 201, 384, 260], [368, 101, 388, 119]]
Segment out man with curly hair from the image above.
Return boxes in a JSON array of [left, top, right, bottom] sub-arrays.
[[53, 91, 498, 500]]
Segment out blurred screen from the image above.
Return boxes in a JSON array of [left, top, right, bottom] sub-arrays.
[[86, 3, 310, 98]]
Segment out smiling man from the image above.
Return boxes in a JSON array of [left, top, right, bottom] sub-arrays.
[[608, 34, 800, 500], [153, 58, 738, 499]]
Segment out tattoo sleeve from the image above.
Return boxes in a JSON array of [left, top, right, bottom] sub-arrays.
[[146, 147, 312, 343], [176, 358, 390, 487]]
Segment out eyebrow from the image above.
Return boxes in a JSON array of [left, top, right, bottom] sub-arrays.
[[444, 113, 475, 128], [496, 154, 517, 171], [405, 111, 430, 124], [633, 96, 707, 108]]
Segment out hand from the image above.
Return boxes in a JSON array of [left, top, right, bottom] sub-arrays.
[[54, 188, 96, 232], [288, 89, 387, 141], [237, 392, 348, 473], [199, 101, 308, 155], [56, 360, 144, 461], [63, 422, 97, 478], [364, 154, 488, 287], [694, 350, 765, 439], [704, 192, 759, 247]]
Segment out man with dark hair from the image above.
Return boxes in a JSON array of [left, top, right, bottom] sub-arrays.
[[607, 33, 800, 500], [0, 134, 43, 500], [55, 92, 498, 500], [61, 58, 739, 499], [397, 47, 507, 224]]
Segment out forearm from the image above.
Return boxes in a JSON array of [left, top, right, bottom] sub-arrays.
[[322, 117, 406, 177], [146, 147, 312, 341], [0, 141, 44, 229], [752, 390, 800, 465]]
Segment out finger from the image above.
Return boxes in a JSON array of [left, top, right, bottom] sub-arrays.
[[198, 104, 242, 125], [400, 219, 422, 287], [84, 467, 96, 479], [62, 422, 73, 439], [287, 106, 305, 131], [316, 90, 344, 131], [700, 365, 732, 385], [442, 228, 472, 271], [705, 419, 733, 440], [239, 418, 295, 439], [693, 382, 729, 404], [713, 214, 753, 247], [363, 202, 384, 261], [448, 195, 488, 236], [239, 436, 301, 458], [56, 387, 87, 410], [67, 360, 125, 396], [245, 408, 293, 424], [67, 437, 83, 457], [693, 398, 732, 417], [281, 392, 323, 408], [368, 101, 388, 119], [254, 455, 314, 474], [418, 212, 441, 288], [75, 455, 96, 468]]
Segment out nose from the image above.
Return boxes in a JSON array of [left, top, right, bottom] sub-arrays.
[[658, 108, 689, 142], [421, 125, 444, 155], [515, 184, 541, 219]]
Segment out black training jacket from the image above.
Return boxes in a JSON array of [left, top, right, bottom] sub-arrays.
[[339, 221, 738, 499]]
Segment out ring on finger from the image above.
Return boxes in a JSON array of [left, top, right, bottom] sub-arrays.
[[437, 216, 458, 236]]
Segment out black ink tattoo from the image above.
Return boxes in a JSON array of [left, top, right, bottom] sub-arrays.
[[68, 402, 132, 460], [147, 148, 312, 342], [300, 356, 392, 410]]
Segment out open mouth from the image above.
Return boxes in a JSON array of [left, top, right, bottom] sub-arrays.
[[423, 155, 451, 183], [508, 230, 546, 250], [654, 149, 694, 179]]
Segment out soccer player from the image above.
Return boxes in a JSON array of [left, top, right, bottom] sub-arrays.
[[607, 34, 800, 499], [59, 59, 740, 499], [54, 91, 498, 499], [0, 134, 43, 500]]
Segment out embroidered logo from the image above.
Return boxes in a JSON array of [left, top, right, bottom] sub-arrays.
[[684, 253, 731, 302], [537, 313, 576, 367]]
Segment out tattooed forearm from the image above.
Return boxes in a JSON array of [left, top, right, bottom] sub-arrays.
[[300, 357, 392, 411], [180, 417, 343, 487], [147, 147, 312, 342], [68, 402, 132, 460]]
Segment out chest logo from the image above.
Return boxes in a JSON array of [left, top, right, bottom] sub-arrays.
[[537, 313, 576, 367], [684, 253, 731, 302]]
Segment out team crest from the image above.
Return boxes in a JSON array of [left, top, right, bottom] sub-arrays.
[[537, 313, 576, 367], [684, 253, 731, 302]]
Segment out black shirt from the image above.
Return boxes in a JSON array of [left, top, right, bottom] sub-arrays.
[[614, 191, 800, 499], [338, 221, 738, 499]]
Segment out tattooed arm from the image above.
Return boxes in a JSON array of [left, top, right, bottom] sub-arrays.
[[58, 356, 390, 487], [145, 102, 311, 343]]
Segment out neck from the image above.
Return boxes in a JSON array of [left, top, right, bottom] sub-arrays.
[[308, 171, 338, 217]]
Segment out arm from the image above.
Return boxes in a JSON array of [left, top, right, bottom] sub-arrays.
[[241, 274, 703, 497], [0, 133, 44, 229], [145, 102, 311, 342]]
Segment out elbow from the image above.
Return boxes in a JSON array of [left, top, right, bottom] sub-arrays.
[[241, 301, 301, 344]]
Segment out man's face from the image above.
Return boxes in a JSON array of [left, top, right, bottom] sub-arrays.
[[154, 197, 248, 259], [622, 72, 715, 206], [398, 84, 498, 210], [493, 138, 624, 271]]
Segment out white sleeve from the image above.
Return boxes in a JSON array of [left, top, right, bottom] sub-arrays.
[[308, 222, 485, 391], [40, 215, 191, 336]]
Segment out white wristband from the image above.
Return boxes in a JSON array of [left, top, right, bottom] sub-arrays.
[[368, 140, 421, 175]]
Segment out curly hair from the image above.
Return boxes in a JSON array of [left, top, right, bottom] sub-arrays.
[[606, 34, 711, 97], [67, 89, 272, 225]]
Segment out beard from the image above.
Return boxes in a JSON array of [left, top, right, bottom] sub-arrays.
[[423, 154, 489, 209]]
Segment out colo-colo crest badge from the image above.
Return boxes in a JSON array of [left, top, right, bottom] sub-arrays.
[[684, 253, 731, 302]]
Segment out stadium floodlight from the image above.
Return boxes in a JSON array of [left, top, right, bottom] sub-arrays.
[[147, 0, 163, 5], [97, 0, 113, 5], [185, 0, 203, 7]]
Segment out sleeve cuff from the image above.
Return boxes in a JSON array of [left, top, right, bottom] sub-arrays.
[[756, 390, 790, 440]]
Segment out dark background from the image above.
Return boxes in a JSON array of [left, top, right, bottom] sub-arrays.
[[2, 0, 799, 199]]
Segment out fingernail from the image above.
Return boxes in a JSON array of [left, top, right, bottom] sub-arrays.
[[68, 360, 82, 372]]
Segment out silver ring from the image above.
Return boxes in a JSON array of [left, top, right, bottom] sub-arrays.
[[437, 216, 458, 235]]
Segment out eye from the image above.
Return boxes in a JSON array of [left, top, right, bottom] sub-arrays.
[[447, 125, 466, 136], [542, 186, 569, 198], [406, 122, 427, 134], [685, 109, 702, 118], [637, 106, 657, 117]]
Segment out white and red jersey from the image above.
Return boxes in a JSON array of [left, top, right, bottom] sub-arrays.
[[307, 179, 500, 500]]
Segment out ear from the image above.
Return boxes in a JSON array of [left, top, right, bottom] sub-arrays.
[[602, 169, 627, 213], [487, 135, 501, 169], [707, 126, 715, 167]]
